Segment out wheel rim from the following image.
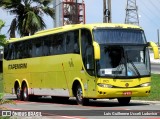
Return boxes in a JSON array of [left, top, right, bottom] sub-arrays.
[[77, 87, 83, 102], [16, 87, 20, 99], [23, 87, 27, 99]]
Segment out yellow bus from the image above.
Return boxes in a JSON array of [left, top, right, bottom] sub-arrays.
[[3, 23, 159, 105]]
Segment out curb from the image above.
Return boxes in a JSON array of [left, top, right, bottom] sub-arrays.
[[98, 99, 160, 104], [151, 62, 160, 65], [131, 100, 160, 104]]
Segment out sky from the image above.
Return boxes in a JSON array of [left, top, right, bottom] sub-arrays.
[[0, 0, 160, 43]]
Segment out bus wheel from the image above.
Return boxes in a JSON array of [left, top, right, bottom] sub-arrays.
[[15, 85, 21, 100], [76, 85, 89, 106], [117, 97, 131, 105], [22, 83, 29, 101]]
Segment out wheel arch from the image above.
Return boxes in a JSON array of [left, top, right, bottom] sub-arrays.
[[21, 79, 30, 93], [14, 79, 21, 93], [72, 78, 85, 97]]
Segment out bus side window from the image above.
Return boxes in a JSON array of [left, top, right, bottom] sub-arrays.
[[7, 44, 13, 60], [31, 40, 36, 57], [10, 44, 15, 60], [24, 40, 31, 58], [31, 39, 42, 57], [4, 44, 13, 60], [66, 32, 74, 53], [74, 30, 80, 54], [16, 42, 24, 59], [36, 38, 42, 57], [29, 41, 33, 57], [4, 45, 8, 60], [49, 35, 55, 55], [81, 29, 94, 75], [81, 29, 92, 58], [15, 42, 20, 59], [59, 34, 65, 54], [66, 30, 79, 54], [43, 36, 50, 56]]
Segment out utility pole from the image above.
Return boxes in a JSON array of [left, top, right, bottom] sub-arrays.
[[108, 0, 111, 23], [75, 0, 79, 24], [103, 0, 111, 23], [103, 0, 107, 23], [125, 0, 139, 25]]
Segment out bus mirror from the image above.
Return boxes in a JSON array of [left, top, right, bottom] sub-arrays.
[[148, 42, 159, 59], [93, 41, 100, 60]]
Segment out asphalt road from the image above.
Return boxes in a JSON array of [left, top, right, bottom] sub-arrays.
[[151, 63, 160, 74], [1, 94, 160, 119]]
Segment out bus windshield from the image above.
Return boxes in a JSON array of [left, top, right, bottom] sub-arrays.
[[93, 29, 150, 78]]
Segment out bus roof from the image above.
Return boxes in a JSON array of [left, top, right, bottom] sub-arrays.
[[9, 23, 142, 42]]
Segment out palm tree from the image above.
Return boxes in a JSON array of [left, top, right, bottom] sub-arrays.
[[0, 19, 7, 46], [0, 0, 54, 37]]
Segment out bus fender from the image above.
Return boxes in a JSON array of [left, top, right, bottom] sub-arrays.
[[15, 79, 21, 88], [72, 77, 86, 97], [14, 79, 21, 94]]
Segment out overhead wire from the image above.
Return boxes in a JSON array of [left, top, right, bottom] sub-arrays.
[[149, 0, 160, 13], [137, 0, 160, 28], [138, 0, 160, 20], [157, 0, 160, 4]]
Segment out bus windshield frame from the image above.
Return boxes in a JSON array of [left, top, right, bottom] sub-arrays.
[[93, 28, 150, 79]]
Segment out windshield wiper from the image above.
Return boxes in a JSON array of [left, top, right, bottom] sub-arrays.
[[125, 52, 141, 78]]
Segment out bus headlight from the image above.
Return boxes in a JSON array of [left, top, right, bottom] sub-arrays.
[[140, 82, 150, 87], [97, 83, 113, 88]]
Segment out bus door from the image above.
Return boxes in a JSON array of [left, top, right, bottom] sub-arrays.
[[81, 29, 96, 97]]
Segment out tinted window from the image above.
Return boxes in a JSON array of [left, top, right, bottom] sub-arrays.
[[31, 38, 42, 57], [4, 30, 80, 60], [81, 29, 94, 75], [93, 29, 147, 44], [66, 30, 79, 54]]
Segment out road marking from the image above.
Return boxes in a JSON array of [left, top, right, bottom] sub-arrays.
[[61, 116, 85, 119]]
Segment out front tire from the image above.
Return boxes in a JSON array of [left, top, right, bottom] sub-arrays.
[[76, 85, 89, 106], [117, 97, 131, 105]]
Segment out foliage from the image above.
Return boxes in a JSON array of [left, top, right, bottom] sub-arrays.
[[0, 0, 55, 37], [0, 73, 15, 110], [0, 93, 4, 99], [0, 19, 7, 46], [0, 97, 16, 110], [0, 73, 2, 91]]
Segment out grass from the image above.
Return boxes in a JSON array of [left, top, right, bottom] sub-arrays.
[[0, 73, 159, 101], [0, 73, 3, 93], [0, 73, 15, 112]]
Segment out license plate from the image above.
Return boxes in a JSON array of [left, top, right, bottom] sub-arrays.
[[123, 91, 132, 95]]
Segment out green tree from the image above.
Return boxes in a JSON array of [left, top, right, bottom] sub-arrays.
[[0, 0, 54, 37], [0, 19, 7, 46]]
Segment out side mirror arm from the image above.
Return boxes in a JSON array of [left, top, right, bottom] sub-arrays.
[[148, 42, 159, 59], [93, 41, 101, 60]]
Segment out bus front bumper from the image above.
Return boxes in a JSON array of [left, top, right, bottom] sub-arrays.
[[95, 86, 151, 98]]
